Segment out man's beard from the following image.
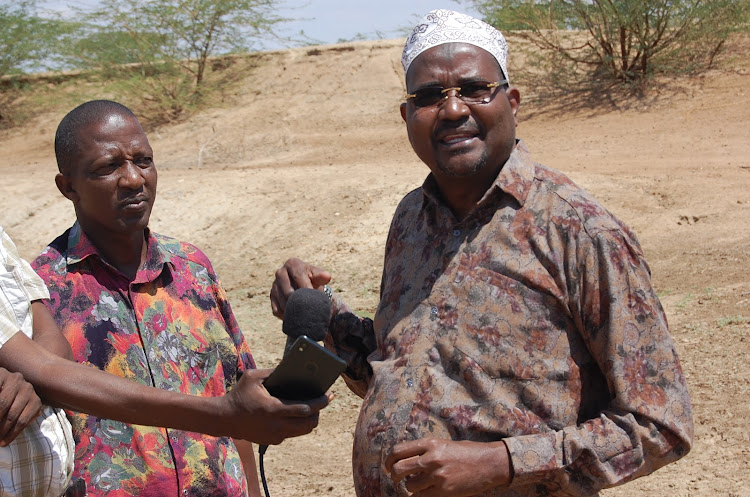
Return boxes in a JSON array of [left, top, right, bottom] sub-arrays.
[[437, 149, 488, 177]]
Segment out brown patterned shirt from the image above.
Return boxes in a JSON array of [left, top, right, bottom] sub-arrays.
[[326, 141, 693, 496]]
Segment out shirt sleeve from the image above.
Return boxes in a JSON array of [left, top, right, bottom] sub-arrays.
[[323, 293, 376, 399], [206, 263, 256, 376], [503, 226, 693, 494], [0, 228, 49, 346]]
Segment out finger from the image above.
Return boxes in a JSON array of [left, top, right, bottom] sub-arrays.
[[306, 393, 331, 413], [273, 257, 310, 299], [274, 393, 330, 417], [0, 372, 21, 442], [237, 368, 272, 385], [308, 267, 332, 289], [385, 440, 427, 473], [264, 411, 321, 444], [3, 404, 41, 446], [388, 454, 423, 483], [403, 472, 433, 494], [0, 368, 11, 418], [286, 259, 315, 291], [288, 412, 320, 436], [270, 285, 284, 319], [0, 379, 41, 445], [271, 267, 294, 318]]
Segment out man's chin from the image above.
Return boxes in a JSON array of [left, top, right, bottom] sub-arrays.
[[436, 154, 487, 178], [117, 214, 152, 233]]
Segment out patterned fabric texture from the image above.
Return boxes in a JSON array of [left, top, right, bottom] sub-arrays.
[[326, 141, 693, 496], [32, 223, 255, 497], [0, 226, 75, 497], [402, 9, 509, 81]]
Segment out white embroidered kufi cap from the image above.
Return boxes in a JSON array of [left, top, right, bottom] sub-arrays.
[[402, 9, 509, 83]]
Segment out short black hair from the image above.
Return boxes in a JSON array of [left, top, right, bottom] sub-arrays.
[[54, 100, 137, 174]]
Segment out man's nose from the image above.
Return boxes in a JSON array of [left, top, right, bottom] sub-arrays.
[[118, 161, 146, 189], [438, 90, 470, 119]]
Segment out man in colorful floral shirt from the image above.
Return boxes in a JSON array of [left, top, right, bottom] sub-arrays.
[[33, 100, 329, 497], [269, 9, 693, 497]]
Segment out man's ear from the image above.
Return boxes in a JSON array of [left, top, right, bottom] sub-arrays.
[[400, 102, 407, 122], [506, 87, 521, 126], [55, 173, 79, 203]]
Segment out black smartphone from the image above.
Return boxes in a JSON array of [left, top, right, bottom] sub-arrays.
[[263, 336, 347, 400]]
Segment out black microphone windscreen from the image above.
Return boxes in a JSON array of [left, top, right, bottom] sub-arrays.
[[281, 288, 331, 342]]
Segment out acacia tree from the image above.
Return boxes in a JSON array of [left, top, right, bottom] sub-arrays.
[[0, 0, 77, 124], [465, 0, 750, 86], [73, 0, 284, 122]]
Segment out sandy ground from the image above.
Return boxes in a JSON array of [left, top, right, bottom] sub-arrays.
[[1, 36, 749, 496]]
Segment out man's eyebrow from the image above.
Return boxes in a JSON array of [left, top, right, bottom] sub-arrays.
[[410, 74, 493, 88]]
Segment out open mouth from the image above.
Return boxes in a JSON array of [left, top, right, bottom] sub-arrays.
[[436, 127, 480, 148], [441, 134, 476, 146]]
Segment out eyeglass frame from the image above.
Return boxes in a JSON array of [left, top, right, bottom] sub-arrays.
[[405, 79, 509, 108]]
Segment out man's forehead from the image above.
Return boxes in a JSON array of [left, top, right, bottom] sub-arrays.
[[74, 112, 144, 143]]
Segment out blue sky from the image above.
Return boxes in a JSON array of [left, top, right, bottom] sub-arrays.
[[273, 1, 481, 46], [39, 0, 482, 50]]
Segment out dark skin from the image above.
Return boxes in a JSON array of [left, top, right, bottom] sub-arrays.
[[0, 367, 42, 447], [386, 46, 519, 491], [0, 302, 329, 448], [272, 259, 513, 496], [50, 109, 330, 495], [54, 112, 156, 279], [400, 43, 520, 221], [271, 44, 522, 495]]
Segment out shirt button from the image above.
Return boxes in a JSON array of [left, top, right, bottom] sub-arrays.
[[183, 490, 188, 495], [430, 306, 438, 316], [172, 436, 178, 442], [453, 229, 461, 237], [406, 379, 413, 387]]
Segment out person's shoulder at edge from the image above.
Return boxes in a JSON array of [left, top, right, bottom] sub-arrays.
[[524, 150, 639, 242], [31, 228, 72, 272]]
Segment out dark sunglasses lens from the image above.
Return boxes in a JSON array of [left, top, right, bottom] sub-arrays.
[[413, 87, 445, 107], [461, 83, 490, 101]]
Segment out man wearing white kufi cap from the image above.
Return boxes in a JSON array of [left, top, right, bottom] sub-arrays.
[[270, 8, 693, 497], [401, 9, 510, 82]]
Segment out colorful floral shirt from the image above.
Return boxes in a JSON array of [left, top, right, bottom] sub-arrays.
[[32, 223, 255, 497], [326, 141, 693, 497]]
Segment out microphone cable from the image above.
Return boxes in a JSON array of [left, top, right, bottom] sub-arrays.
[[259, 444, 271, 497]]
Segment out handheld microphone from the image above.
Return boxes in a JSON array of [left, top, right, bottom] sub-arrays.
[[281, 287, 331, 356], [260, 286, 335, 493]]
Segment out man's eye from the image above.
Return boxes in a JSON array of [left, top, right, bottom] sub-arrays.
[[414, 88, 444, 106], [461, 83, 488, 98], [96, 164, 118, 174], [135, 157, 153, 167]]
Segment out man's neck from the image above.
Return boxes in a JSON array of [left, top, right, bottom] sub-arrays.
[[83, 227, 148, 280], [435, 174, 498, 222]]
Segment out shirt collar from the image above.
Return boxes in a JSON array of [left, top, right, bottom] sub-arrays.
[[65, 222, 173, 282], [421, 139, 535, 212]]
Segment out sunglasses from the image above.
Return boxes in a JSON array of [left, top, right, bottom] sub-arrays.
[[405, 80, 507, 108]]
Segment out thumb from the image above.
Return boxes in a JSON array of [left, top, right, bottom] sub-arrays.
[[309, 268, 332, 288]]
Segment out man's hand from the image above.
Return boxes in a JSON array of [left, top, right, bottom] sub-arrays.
[[270, 258, 331, 319], [384, 438, 512, 497], [0, 367, 42, 446], [222, 368, 331, 446]]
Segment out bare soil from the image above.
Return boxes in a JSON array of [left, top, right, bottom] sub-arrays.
[[1, 36, 748, 497]]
